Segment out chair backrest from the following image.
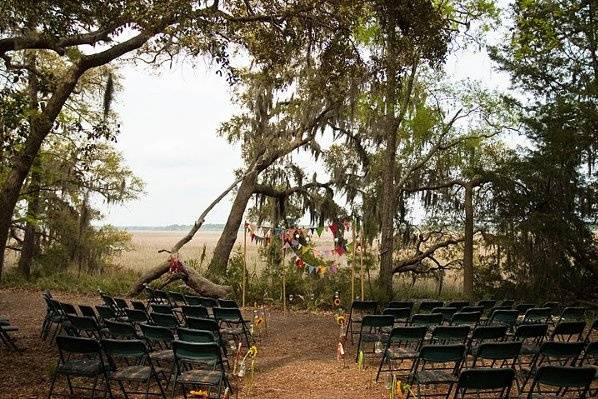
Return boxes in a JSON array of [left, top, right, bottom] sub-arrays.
[[558, 306, 586, 323], [489, 310, 519, 327], [130, 300, 147, 312], [177, 328, 216, 343], [78, 305, 97, 320], [360, 315, 394, 329], [522, 307, 551, 324], [515, 303, 536, 314], [168, 291, 187, 305], [431, 307, 458, 321], [541, 301, 560, 315], [185, 295, 203, 306], [538, 341, 585, 364], [182, 305, 209, 319], [105, 319, 138, 339], [56, 335, 101, 355], [456, 368, 515, 398], [418, 344, 465, 363], [551, 321, 586, 341], [474, 341, 522, 363], [218, 299, 239, 308], [102, 338, 147, 359], [410, 313, 443, 327], [200, 297, 219, 308], [151, 312, 179, 328], [95, 305, 116, 321], [388, 326, 428, 343], [450, 311, 481, 326], [139, 323, 174, 346], [447, 301, 470, 310], [382, 307, 411, 321], [151, 304, 173, 315], [173, 340, 223, 368], [529, 366, 595, 397], [350, 300, 378, 313], [213, 307, 243, 323], [418, 301, 444, 313], [387, 301, 415, 311], [186, 317, 220, 333], [60, 302, 78, 316], [125, 308, 148, 323], [498, 300, 514, 307], [514, 323, 548, 340], [470, 325, 508, 341], [113, 297, 129, 310], [67, 315, 99, 335], [461, 306, 484, 313], [430, 326, 470, 344]]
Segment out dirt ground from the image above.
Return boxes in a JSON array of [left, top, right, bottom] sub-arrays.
[[0, 288, 388, 399]]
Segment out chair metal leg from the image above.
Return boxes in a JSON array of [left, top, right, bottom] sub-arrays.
[[66, 375, 75, 396], [47, 372, 59, 399]]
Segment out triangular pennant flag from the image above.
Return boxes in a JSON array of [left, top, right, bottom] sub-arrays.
[[329, 223, 339, 235], [316, 226, 324, 237]]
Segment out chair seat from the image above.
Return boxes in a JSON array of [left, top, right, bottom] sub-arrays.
[[360, 333, 387, 342], [387, 347, 419, 359], [111, 365, 159, 381], [150, 349, 174, 361], [520, 343, 540, 355], [58, 359, 103, 376], [414, 370, 458, 384], [177, 369, 223, 385]]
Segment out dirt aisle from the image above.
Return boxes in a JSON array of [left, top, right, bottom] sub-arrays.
[[0, 289, 387, 399]]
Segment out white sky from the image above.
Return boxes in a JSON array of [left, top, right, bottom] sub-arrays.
[[100, 34, 512, 227]]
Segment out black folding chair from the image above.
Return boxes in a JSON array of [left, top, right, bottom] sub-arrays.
[[383, 307, 412, 325], [354, 314, 394, 362], [556, 307, 586, 324], [345, 300, 378, 344], [171, 341, 228, 398], [526, 365, 595, 398], [410, 313, 444, 328], [387, 301, 415, 312], [407, 344, 465, 398], [431, 307, 458, 323], [550, 321, 586, 342], [519, 307, 552, 325], [182, 305, 210, 320], [450, 312, 481, 327], [429, 326, 470, 345], [0, 318, 21, 351], [376, 326, 427, 381], [213, 307, 252, 347], [418, 301, 444, 313], [447, 301, 470, 311], [470, 341, 521, 369], [466, 325, 508, 365], [48, 335, 110, 398], [454, 367, 515, 398]]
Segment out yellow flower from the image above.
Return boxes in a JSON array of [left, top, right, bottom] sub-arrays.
[[248, 345, 258, 358], [189, 390, 209, 397], [335, 314, 345, 326]]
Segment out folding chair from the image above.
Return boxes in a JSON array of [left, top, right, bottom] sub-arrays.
[[218, 299, 239, 308], [577, 341, 598, 397], [104, 319, 139, 339], [450, 312, 481, 327], [42, 295, 65, 341], [344, 300, 378, 344], [168, 291, 187, 307], [383, 307, 411, 325], [518, 341, 586, 392], [66, 315, 104, 339], [376, 326, 427, 381], [487, 309, 519, 331], [177, 328, 216, 343], [407, 344, 466, 398], [431, 307, 458, 323], [466, 325, 508, 363], [185, 295, 203, 306], [200, 297, 219, 309], [95, 305, 117, 324], [186, 317, 228, 355], [153, 290, 173, 307], [520, 307, 552, 325], [550, 321, 586, 342], [151, 304, 175, 315], [102, 338, 167, 398], [182, 305, 210, 320], [418, 301, 444, 313], [470, 341, 521, 369], [387, 301, 415, 312], [447, 301, 470, 311], [526, 365, 595, 398], [584, 319, 597, 342], [430, 326, 470, 345], [172, 341, 228, 398], [48, 336, 110, 398], [461, 306, 484, 314], [516, 303, 537, 315], [556, 307, 586, 324], [79, 305, 99, 322], [454, 368, 515, 398], [0, 319, 21, 351], [125, 308, 149, 325], [513, 323, 548, 356], [498, 300, 515, 307], [354, 315, 394, 362], [131, 300, 148, 313], [60, 302, 79, 317], [410, 313, 444, 327], [151, 312, 179, 329], [476, 299, 497, 310], [140, 323, 175, 365], [213, 307, 252, 347]]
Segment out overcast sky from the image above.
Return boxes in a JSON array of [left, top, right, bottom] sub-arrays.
[[100, 37, 512, 227]]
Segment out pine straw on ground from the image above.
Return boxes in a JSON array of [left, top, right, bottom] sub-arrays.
[[0, 288, 389, 399]]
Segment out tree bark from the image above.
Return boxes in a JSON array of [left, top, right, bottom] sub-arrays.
[[208, 171, 257, 275], [463, 182, 474, 299], [18, 159, 42, 280]]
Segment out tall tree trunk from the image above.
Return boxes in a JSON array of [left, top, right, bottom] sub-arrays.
[[463, 182, 474, 299], [18, 159, 42, 280], [208, 171, 258, 275]]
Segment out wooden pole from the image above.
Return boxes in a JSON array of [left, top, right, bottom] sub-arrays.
[[242, 222, 247, 308], [351, 220, 356, 301], [281, 240, 287, 313], [360, 226, 365, 300]]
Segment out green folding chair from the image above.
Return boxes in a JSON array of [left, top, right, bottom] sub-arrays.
[[584, 319, 597, 342], [0, 319, 21, 352], [151, 312, 179, 329], [410, 313, 444, 327], [466, 325, 508, 364], [513, 323, 548, 356], [102, 338, 167, 398], [376, 326, 427, 381], [185, 295, 203, 306], [105, 319, 139, 339], [354, 314, 394, 362], [516, 303, 537, 315], [550, 321, 586, 342], [344, 300, 378, 344], [470, 341, 521, 369], [383, 307, 412, 325], [520, 307, 552, 325], [182, 305, 210, 320], [217, 299, 239, 308], [387, 301, 415, 312], [526, 365, 595, 398], [213, 307, 252, 347], [168, 291, 187, 307], [487, 309, 519, 331], [431, 307, 458, 323], [177, 328, 216, 343], [461, 306, 484, 314], [125, 308, 149, 325], [172, 341, 228, 398], [140, 323, 175, 364], [430, 326, 470, 345], [186, 317, 227, 355], [95, 305, 117, 324], [66, 315, 103, 339], [447, 301, 470, 311], [407, 344, 466, 398], [418, 301, 444, 313], [455, 367, 515, 398], [450, 311, 481, 327], [578, 341, 598, 397], [556, 307, 586, 324], [48, 335, 110, 398]]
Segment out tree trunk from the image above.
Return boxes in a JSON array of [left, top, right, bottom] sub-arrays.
[[463, 183, 474, 299], [18, 159, 42, 280], [378, 136, 397, 298], [208, 172, 257, 275]]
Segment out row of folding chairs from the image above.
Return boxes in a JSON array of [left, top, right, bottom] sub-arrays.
[[141, 285, 238, 309]]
